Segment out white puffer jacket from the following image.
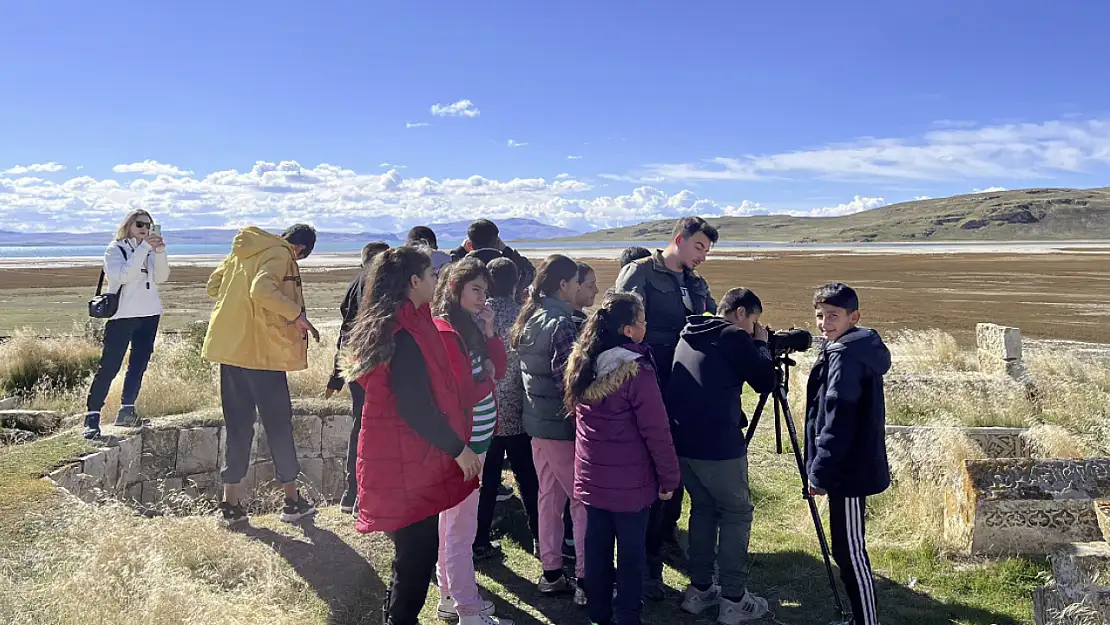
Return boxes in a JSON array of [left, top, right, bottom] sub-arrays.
[[103, 238, 171, 320]]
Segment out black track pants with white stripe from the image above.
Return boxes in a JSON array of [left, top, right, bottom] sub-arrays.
[[828, 495, 878, 625]]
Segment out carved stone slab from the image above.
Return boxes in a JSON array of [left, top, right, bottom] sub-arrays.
[[948, 459, 1110, 555], [886, 425, 1030, 458], [1033, 582, 1110, 625], [976, 323, 1025, 377], [966, 459, 1110, 502], [1050, 542, 1110, 587]]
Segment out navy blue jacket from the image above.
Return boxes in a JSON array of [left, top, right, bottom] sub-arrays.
[[804, 327, 891, 497], [666, 315, 775, 460]]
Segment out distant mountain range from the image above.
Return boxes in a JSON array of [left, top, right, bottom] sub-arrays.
[[0, 218, 581, 247], [554, 187, 1110, 243]]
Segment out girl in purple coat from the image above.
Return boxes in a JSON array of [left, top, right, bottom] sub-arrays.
[[564, 292, 681, 625]]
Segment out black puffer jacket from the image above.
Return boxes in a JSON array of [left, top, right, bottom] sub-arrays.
[[804, 327, 892, 497]]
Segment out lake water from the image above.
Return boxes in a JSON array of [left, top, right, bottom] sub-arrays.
[[1, 240, 1107, 269]]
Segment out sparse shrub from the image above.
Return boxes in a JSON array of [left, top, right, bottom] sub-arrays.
[[888, 329, 977, 373], [0, 502, 326, 625], [288, 326, 339, 399], [102, 335, 217, 418], [0, 330, 101, 398]]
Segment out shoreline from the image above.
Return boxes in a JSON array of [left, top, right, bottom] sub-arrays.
[[1, 240, 1108, 270]]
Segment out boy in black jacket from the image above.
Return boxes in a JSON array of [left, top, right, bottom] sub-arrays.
[[666, 287, 775, 622], [325, 240, 389, 512], [805, 283, 891, 625]]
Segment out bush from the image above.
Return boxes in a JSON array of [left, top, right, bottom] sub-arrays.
[[0, 331, 101, 398]]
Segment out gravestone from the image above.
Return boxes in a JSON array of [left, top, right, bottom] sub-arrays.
[[1033, 582, 1110, 625], [946, 458, 1110, 555], [976, 323, 1025, 379], [886, 425, 1030, 458]]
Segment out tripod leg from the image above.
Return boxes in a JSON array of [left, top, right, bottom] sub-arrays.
[[774, 387, 849, 621], [743, 393, 770, 446], [773, 395, 783, 455]]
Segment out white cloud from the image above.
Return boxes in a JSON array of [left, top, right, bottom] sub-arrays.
[[567, 155, 583, 160], [507, 139, 528, 148], [430, 99, 480, 118], [0, 160, 785, 233], [971, 186, 1007, 193], [379, 162, 407, 169], [2, 162, 66, 175], [112, 160, 193, 177], [794, 195, 887, 217], [645, 118, 1110, 183], [405, 122, 430, 129]]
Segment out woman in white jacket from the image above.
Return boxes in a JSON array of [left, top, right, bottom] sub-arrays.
[[83, 209, 170, 439]]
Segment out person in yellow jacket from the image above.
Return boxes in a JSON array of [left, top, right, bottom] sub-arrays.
[[202, 224, 322, 527]]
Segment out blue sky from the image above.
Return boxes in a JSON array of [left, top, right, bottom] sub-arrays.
[[2, 1, 1109, 233]]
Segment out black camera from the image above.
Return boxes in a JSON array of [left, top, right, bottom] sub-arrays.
[[768, 328, 813, 356]]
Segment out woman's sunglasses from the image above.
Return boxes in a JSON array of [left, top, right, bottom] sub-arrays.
[[135, 221, 151, 229]]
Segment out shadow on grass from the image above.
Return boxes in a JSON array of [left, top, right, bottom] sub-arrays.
[[242, 518, 386, 625], [753, 550, 1024, 625]]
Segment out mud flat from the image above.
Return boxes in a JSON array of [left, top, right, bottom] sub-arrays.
[[1, 249, 1108, 343]]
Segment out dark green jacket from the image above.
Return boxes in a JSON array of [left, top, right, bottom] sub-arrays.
[[517, 296, 576, 440], [614, 250, 715, 388]]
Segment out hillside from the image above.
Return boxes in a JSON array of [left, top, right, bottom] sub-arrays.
[[560, 187, 1110, 242]]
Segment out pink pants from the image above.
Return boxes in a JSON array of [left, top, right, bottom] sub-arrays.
[[437, 452, 486, 617], [532, 438, 586, 579]]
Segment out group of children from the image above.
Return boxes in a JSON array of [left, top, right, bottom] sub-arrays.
[[335, 225, 887, 625]]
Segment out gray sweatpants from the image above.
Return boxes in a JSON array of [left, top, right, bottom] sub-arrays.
[[219, 364, 301, 485], [681, 455, 755, 598]]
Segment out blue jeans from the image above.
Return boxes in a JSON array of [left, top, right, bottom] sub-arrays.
[[86, 315, 160, 412], [585, 504, 651, 625]]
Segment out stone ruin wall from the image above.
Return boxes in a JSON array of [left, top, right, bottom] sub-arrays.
[[48, 407, 355, 508]]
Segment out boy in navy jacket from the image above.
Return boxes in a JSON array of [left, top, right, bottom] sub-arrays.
[[804, 283, 891, 625]]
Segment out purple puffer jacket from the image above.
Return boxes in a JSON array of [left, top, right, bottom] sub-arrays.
[[574, 342, 681, 513]]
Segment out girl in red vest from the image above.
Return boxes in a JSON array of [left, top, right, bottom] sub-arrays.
[[345, 246, 483, 625], [431, 258, 510, 625]]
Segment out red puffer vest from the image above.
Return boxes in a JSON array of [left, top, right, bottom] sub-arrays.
[[355, 301, 477, 534]]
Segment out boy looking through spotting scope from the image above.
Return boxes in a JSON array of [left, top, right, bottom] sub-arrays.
[[804, 283, 891, 625]]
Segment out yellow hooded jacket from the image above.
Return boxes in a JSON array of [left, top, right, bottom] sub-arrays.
[[201, 227, 308, 372]]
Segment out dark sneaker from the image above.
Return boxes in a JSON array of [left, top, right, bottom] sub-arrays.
[[339, 489, 357, 514], [643, 579, 665, 601], [218, 501, 249, 527], [496, 483, 514, 502], [82, 412, 101, 440], [473, 541, 503, 562], [280, 494, 317, 523], [537, 573, 572, 595], [113, 405, 140, 427]]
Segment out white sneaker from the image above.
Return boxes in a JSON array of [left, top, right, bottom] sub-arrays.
[[437, 596, 495, 621], [458, 616, 512, 625], [681, 584, 722, 615], [717, 590, 769, 624], [574, 584, 587, 607]]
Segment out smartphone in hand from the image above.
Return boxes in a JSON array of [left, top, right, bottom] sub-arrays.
[[151, 224, 162, 236]]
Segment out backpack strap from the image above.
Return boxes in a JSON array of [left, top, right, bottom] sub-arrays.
[[94, 269, 107, 296], [95, 244, 130, 296]]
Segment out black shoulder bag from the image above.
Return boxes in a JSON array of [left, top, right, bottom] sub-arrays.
[[88, 245, 129, 319]]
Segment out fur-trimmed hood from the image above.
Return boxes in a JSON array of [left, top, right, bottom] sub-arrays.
[[582, 344, 652, 405]]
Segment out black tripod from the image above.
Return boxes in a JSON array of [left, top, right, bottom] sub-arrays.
[[744, 353, 849, 624]]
